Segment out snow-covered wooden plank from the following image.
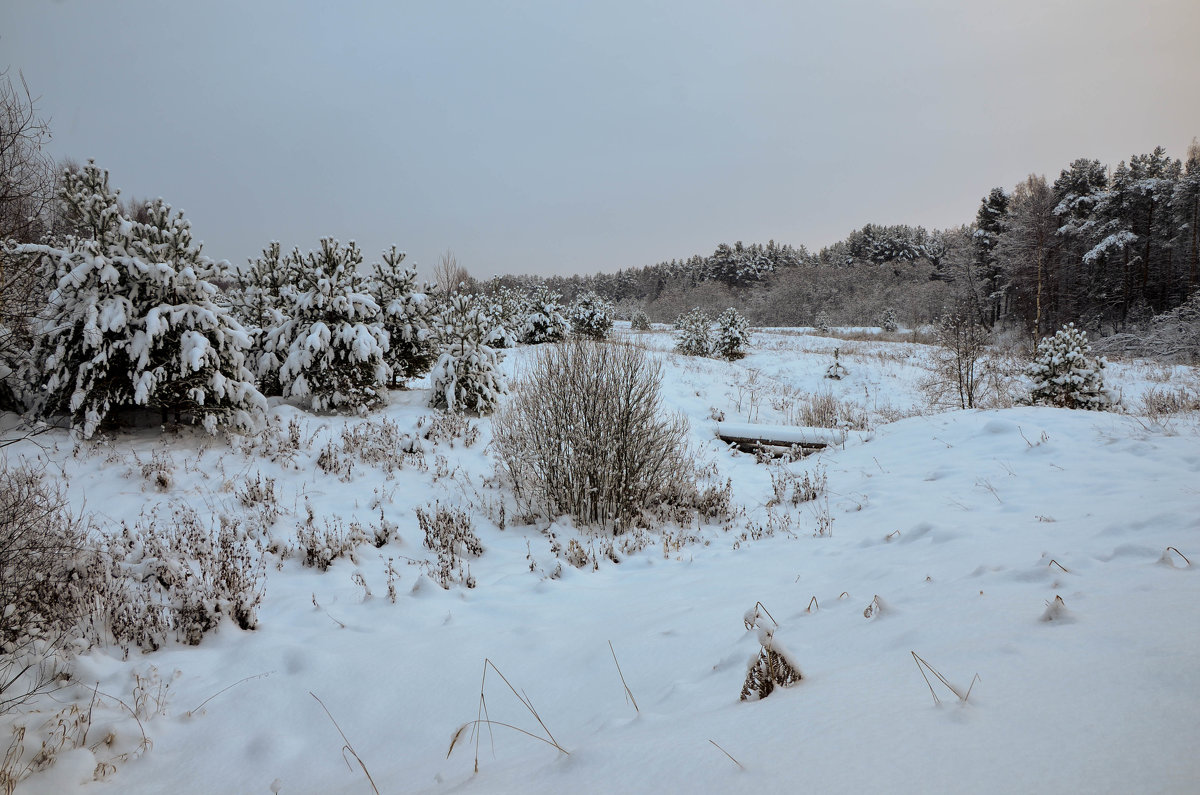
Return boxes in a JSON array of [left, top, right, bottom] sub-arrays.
[[713, 422, 846, 450]]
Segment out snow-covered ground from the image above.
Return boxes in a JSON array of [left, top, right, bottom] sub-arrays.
[[4, 328, 1199, 794]]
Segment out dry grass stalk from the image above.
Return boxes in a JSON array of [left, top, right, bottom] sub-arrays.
[[186, 671, 272, 717], [805, 596, 819, 613], [310, 692, 380, 795], [709, 739, 745, 770], [743, 601, 779, 631], [449, 658, 568, 773], [1164, 546, 1191, 566], [1048, 559, 1069, 573], [911, 651, 978, 706], [608, 641, 639, 713]]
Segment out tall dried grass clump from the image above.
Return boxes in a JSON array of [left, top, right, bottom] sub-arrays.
[[492, 339, 694, 531]]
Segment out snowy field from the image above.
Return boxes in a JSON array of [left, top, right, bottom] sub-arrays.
[[4, 327, 1200, 794]]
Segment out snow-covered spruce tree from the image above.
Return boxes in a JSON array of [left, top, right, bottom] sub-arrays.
[[1027, 323, 1112, 409], [369, 245, 434, 385], [429, 293, 506, 414], [270, 238, 390, 413], [228, 241, 295, 396], [713, 307, 750, 360], [630, 308, 651, 331], [20, 161, 265, 438], [814, 311, 831, 334], [673, 307, 712, 356], [880, 307, 899, 332], [519, 287, 570, 344], [568, 290, 614, 340]]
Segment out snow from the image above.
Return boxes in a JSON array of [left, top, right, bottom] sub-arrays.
[[3, 328, 1199, 794]]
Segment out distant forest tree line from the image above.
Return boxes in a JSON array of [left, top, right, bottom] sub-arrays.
[[482, 142, 1199, 337]]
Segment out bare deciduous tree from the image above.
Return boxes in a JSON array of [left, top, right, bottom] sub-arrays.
[[433, 249, 472, 296], [0, 68, 55, 244], [1, 69, 57, 408]]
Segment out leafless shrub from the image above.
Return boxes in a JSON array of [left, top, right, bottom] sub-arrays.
[[1, 464, 96, 714], [230, 415, 308, 467], [135, 448, 175, 491], [922, 310, 989, 409], [784, 389, 869, 430], [767, 464, 827, 507], [1140, 385, 1200, 420], [415, 412, 480, 447], [1091, 294, 1200, 364], [295, 505, 368, 572], [236, 471, 280, 536], [1, 675, 159, 791], [98, 509, 266, 649], [492, 339, 700, 532], [416, 503, 480, 589], [318, 418, 426, 479]]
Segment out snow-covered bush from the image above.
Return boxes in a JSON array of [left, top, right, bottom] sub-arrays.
[[713, 307, 750, 360], [630, 308, 651, 331], [519, 287, 570, 345], [1027, 323, 1113, 410], [368, 245, 434, 385], [813, 311, 831, 334], [270, 238, 390, 413], [429, 293, 506, 414], [568, 290, 614, 340], [880, 307, 899, 332], [673, 308, 712, 356], [492, 338, 696, 531], [20, 161, 265, 437], [100, 507, 266, 648]]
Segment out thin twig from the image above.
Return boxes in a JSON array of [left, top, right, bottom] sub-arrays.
[[709, 739, 744, 770], [1048, 559, 1069, 573], [806, 596, 819, 613], [310, 692, 380, 795], [608, 641, 639, 713]]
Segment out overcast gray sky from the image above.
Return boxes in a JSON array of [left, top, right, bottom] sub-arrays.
[[3, 0, 1198, 279]]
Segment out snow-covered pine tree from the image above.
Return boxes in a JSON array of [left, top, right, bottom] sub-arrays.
[[271, 238, 390, 413], [482, 285, 527, 349], [1027, 323, 1112, 409], [713, 307, 750, 360], [630, 308, 651, 331], [568, 291, 614, 340], [19, 161, 265, 437], [228, 241, 295, 396], [369, 245, 434, 386], [673, 307, 712, 356], [519, 287, 570, 344], [429, 293, 506, 414], [880, 307, 899, 332], [814, 311, 831, 335]]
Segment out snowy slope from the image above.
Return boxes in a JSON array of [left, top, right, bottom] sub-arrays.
[[4, 330, 1199, 794]]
